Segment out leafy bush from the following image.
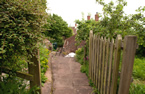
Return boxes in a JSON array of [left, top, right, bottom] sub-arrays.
[[44, 14, 73, 47], [39, 45, 49, 73], [136, 45, 145, 57], [41, 73, 47, 86], [0, 0, 48, 68], [39, 44, 50, 84], [0, 0, 49, 92], [75, 48, 84, 65], [133, 58, 145, 80], [0, 76, 39, 94], [129, 83, 145, 94], [80, 61, 89, 77]]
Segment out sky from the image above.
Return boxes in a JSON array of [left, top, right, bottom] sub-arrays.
[[46, 0, 145, 26]]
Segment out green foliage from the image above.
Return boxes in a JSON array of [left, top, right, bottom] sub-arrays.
[[41, 73, 47, 86], [75, 19, 99, 45], [136, 45, 145, 57], [75, 0, 145, 53], [0, 0, 48, 67], [96, 0, 145, 46], [0, 43, 50, 92], [80, 62, 89, 76], [0, 0, 49, 92], [75, 48, 84, 65], [39, 45, 49, 73], [91, 87, 99, 94], [75, 47, 90, 76], [39, 44, 50, 84], [133, 57, 145, 80], [129, 83, 145, 94], [0, 76, 39, 94], [44, 14, 73, 47]]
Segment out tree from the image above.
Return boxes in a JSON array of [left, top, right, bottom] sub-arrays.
[[44, 14, 73, 47], [75, 0, 145, 46], [75, 19, 99, 45], [96, 0, 145, 46], [75, 0, 145, 56]]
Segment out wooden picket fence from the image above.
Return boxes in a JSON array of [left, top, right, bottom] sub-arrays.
[[89, 31, 137, 94], [0, 49, 42, 94]]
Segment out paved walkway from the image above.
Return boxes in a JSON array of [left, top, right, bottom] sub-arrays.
[[52, 55, 94, 94]]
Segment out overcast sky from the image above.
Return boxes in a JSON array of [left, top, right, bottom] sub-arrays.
[[46, 0, 145, 26]]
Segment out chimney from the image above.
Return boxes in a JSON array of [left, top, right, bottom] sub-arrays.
[[87, 15, 91, 20], [95, 12, 99, 21]]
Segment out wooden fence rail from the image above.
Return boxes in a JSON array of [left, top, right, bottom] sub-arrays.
[[0, 49, 42, 94], [89, 31, 137, 94]]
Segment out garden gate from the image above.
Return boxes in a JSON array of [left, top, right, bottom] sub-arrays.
[[89, 30, 137, 94]]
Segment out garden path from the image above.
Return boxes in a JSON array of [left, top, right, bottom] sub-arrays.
[[51, 55, 94, 94]]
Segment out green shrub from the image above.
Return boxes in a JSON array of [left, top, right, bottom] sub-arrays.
[[133, 58, 145, 80], [41, 73, 47, 86], [75, 47, 90, 77], [129, 83, 145, 94], [75, 48, 84, 65], [80, 61, 89, 77], [130, 57, 145, 94], [0, 76, 39, 94], [0, 0, 48, 68], [39, 44, 49, 84], [136, 45, 145, 57]]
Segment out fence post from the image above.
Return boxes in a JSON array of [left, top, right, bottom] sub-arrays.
[[92, 34, 96, 83], [28, 49, 41, 94], [118, 35, 137, 94], [104, 38, 110, 94], [84, 44, 86, 64], [110, 35, 122, 94], [94, 35, 98, 85], [89, 30, 93, 78], [98, 37, 103, 91], [96, 35, 100, 88], [100, 37, 106, 94], [107, 38, 114, 94]]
